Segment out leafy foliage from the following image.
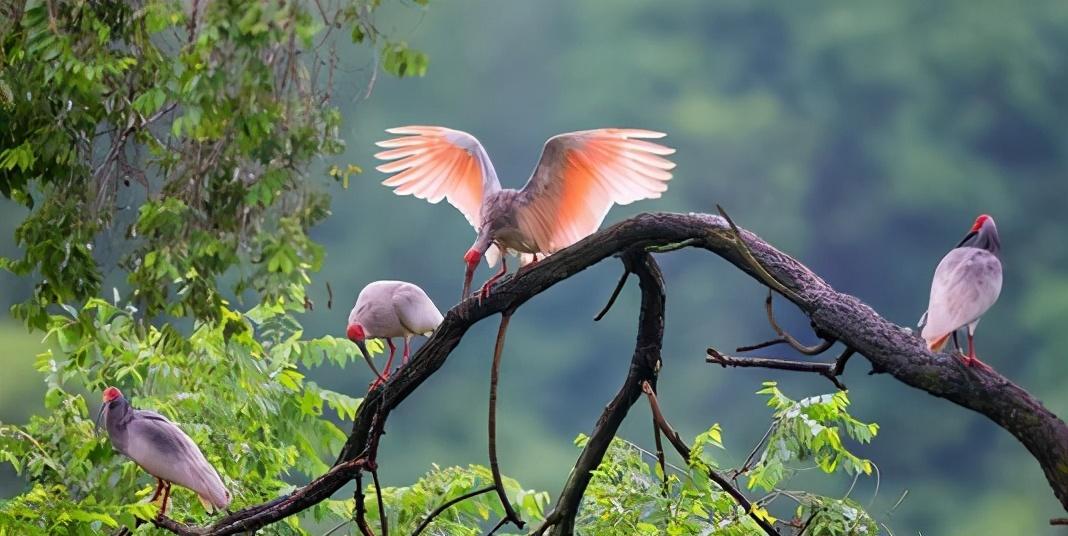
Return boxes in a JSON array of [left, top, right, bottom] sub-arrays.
[[0, 0, 428, 326], [0, 291, 371, 533], [362, 464, 549, 536], [578, 385, 879, 535], [0, 0, 430, 532]]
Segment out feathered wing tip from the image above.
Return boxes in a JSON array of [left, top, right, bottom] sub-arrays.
[[926, 333, 951, 352], [516, 128, 677, 254], [374, 125, 497, 230]]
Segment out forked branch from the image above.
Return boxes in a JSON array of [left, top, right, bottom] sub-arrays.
[[153, 211, 1068, 535]]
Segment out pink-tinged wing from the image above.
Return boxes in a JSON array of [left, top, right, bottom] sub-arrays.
[[920, 247, 1003, 348], [125, 411, 231, 510], [515, 129, 675, 253], [375, 126, 501, 228]]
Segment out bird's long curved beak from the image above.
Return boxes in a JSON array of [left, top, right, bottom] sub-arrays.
[[462, 265, 475, 302], [356, 340, 383, 381], [95, 404, 106, 431], [955, 230, 978, 248]]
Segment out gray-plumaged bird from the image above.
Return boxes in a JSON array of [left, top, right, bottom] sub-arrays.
[[374, 126, 676, 299], [919, 214, 1002, 368], [98, 387, 230, 516], [346, 280, 444, 386]]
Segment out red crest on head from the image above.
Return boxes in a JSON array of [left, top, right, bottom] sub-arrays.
[[347, 323, 365, 341], [102, 386, 122, 402], [971, 214, 992, 232]]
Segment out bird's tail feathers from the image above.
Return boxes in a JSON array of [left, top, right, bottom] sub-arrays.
[[927, 333, 950, 352]]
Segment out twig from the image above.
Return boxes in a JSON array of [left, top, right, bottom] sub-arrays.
[[706, 347, 853, 390], [641, 381, 781, 536], [653, 415, 669, 495], [370, 467, 387, 536], [410, 486, 495, 536], [485, 517, 509, 535], [736, 290, 836, 355], [1052, 518, 1068, 525], [354, 472, 375, 536], [488, 311, 524, 530], [716, 204, 799, 303], [732, 422, 777, 480], [594, 267, 629, 321]]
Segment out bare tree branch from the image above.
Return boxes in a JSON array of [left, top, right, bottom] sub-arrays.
[[153, 211, 1068, 535], [532, 251, 665, 536], [488, 310, 524, 530], [706, 346, 855, 390], [410, 485, 495, 536], [736, 290, 837, 355]]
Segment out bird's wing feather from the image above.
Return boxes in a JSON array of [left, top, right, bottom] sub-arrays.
[[124, 411, 230, 510], [392, 284, 444, 336], [375, 126, 502, 229], [514, 129, 674, 253], [920, 248, 1003, 345]]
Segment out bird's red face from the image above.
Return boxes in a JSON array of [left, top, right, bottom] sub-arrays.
[[462, 248, 481, 299], [102, 386, 122, 403], [464, 248, 481, 268], [970, 214, 992, 232], [347, 323, 366, 342]]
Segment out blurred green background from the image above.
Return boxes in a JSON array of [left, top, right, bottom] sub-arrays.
[[3, 1, 1068, 534]]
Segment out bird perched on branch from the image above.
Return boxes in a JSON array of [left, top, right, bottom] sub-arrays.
[[97, 387, 230, 518], [919, 214, 1002, 368], [374, 126, 676, 300], [347, 280, 444, 387]]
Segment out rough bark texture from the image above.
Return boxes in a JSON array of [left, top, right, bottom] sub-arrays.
[[158, 211, 1068, 535], [533, 251, 665, 535]]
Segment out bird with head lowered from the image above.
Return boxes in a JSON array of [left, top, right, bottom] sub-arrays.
[[97, 386, 230, 518]]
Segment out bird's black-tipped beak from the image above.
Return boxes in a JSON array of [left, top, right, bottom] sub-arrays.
[[95, 403, 106, 431], [355, 340, 383, 381], [955, 230, 978, 248]]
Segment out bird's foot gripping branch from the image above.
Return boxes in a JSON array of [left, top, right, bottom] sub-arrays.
[[149, 211, 1068, 535]]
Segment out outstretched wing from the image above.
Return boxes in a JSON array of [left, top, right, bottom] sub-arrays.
[[375, 126, 502, 228], [514, 129, 674, 253], [126, 410, 231, 511], [920, 247, 1003, 348]]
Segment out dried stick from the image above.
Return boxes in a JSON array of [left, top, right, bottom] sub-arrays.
[[410, 485, 495, 536], [736, 290, 836, 355], [706, 347, 855, 390], [488, 310, 524, 530]]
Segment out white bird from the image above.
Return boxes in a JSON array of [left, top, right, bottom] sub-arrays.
[[374, 126, 675, 299], [346, 280, 444, 386], [920, 214, 1002, 368], [98, 387, 230, 517]]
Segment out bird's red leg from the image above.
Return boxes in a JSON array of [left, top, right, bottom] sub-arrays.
[[156, 481, 172, 519], [370, 339, 397, 390], [148, 477, 163, 502], [402, 337, 411, 365], [964, 331, 993, 370], [479, 257, 508, 302], [516, 253, 540, 275]]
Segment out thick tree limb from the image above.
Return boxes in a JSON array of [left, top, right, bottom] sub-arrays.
[[155, 211, 1068, 535], [532, 251, 665, 535]]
